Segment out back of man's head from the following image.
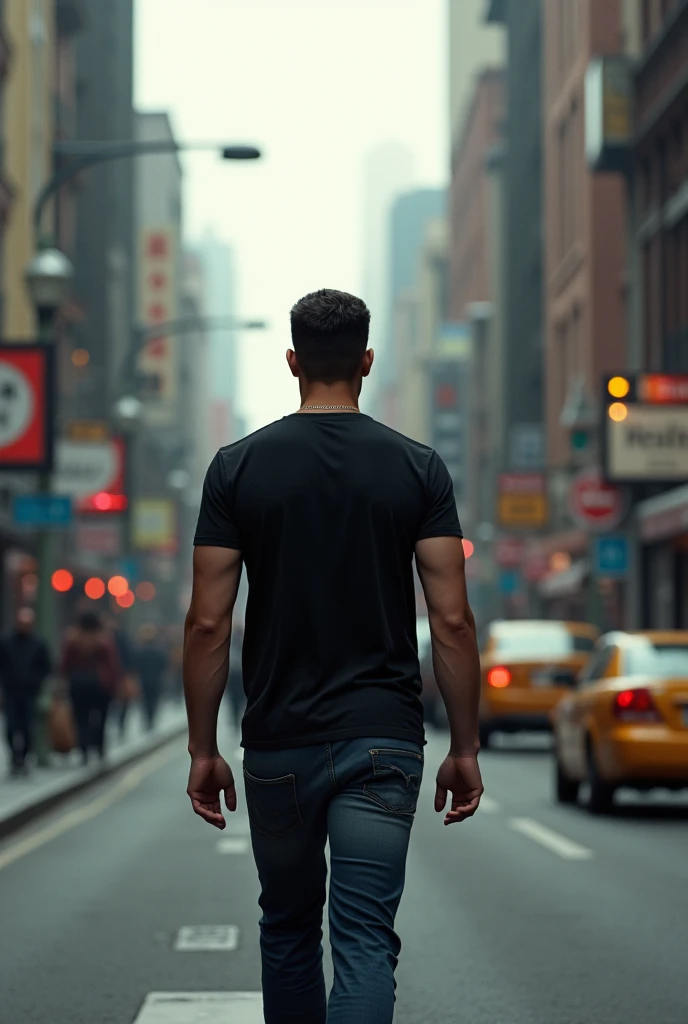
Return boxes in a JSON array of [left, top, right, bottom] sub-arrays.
[[290, 289, 371, 384]]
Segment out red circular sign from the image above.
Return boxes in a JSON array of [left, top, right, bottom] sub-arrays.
[[568, 469, 627, 532]]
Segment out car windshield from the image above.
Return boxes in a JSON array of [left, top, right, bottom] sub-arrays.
[[624, 642, 688, 678], [492, 624, 595, 659]]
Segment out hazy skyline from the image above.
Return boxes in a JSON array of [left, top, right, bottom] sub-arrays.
[[135, 0, 448, 433]]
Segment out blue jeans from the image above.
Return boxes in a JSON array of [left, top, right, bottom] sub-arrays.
[[243, 737, 424, 1024]]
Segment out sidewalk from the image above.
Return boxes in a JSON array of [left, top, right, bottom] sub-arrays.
[[0, 699, 187, 839]]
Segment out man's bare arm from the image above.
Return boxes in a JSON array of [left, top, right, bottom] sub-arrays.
[[184, 545, 242, 828], [416, 536, 483, 824]]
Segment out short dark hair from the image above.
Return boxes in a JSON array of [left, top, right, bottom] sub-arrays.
[[290, 289, 371, 383]]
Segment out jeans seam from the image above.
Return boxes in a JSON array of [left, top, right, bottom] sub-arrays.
[[326, 742, 337, 791]]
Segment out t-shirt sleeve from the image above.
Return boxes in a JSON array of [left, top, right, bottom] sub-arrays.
[[193, 451, 242, 550], [417, 450, 463, 541]]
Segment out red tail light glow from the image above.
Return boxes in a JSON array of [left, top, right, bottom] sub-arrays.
[[488, 667, 512, 689], [614, 687, 661, 723]]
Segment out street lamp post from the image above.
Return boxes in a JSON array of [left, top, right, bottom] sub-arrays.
[[24, 248, 74, 650]]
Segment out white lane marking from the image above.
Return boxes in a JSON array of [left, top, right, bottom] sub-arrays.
[[0, 741, 181, 873], [233, 747, 244, 760], [134, 992, 262, 1023], [174, 925, 240, 952], [479, 796, 501, 814], [216, 836, 250, 855], [509, 817, 594, 860]]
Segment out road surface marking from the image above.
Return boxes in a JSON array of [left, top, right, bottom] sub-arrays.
[[217, 836, 250, 855], [134, 992, 262, 1023], [0, 740, 181, 873], [479, 796, 501, 814], [174, 925, 240, 952], [509, 818, 594, 860], [233, 747, 244, 760]]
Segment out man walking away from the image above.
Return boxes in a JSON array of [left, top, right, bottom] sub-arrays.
[[60, 612, 120, 763], [135, 624, 168, 731], [0, 608, 51, 776], [184, 289, 483, 1024]]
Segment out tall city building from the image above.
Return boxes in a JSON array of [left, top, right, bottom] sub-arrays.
[[72, 0, 135, 417], [448, 0, 504, 151], [380, 188, 446, 426], [360, 142, 415, 410], [197, 227, 240, 431]]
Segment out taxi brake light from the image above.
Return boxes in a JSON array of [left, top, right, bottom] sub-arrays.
[[488, 667, 512, 689], [614, 687, 661, 722]]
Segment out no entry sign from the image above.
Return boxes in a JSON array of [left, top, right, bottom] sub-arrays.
[[0, 345, 54, 471], [568, 468, 627, 532]]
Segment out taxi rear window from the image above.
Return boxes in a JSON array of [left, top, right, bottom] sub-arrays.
[[492, 626, 595, 659], [624, 642, 688, 678]]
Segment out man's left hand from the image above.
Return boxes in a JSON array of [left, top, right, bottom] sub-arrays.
[[187, 754, 237, 829]]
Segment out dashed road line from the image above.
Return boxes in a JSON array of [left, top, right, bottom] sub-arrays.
[[134, 992, 262, 1023], [509, 817, 594, 860], [174, 925, 240, 952], [0, 741, 180, 873], [479, 796, 501, 814]]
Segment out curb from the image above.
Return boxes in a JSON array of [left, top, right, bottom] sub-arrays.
[[0, 715, 187, 841]]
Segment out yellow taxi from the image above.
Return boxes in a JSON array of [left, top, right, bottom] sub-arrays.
[[479, 620, 599, 748], [553, 631, 688, 813]]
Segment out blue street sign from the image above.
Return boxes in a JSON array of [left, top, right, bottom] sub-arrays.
[[593, 535, 629, 579], [499, 569, 520, 596], [13, 494, 72, 528]]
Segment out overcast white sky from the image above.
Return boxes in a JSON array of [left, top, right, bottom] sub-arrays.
[[135, 0, 448, 432]]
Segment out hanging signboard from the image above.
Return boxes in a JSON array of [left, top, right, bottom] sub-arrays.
[[0, 345, 54, 471]]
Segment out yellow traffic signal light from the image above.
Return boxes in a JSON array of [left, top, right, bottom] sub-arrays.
[[608, 376, 630, 399]]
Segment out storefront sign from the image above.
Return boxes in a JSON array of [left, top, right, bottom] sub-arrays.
[[0, 345, 54, 471], [637, 374, 688, 405], [498, 473, 548, 529], [137, 225, 179, 424], [75, 520, 123, 556], [495, 536, 525, 568], [13, 494, 71, 528], [593, 535, 629, 579], [568, 468, 627, 532], [53, 439, 127, 513], [607, 405, 688, 482], [132, 498, 177, 553], [586, 56, 632, 173]]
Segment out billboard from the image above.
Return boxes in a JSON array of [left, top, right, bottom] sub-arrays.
[[603, 373, 688, 482], [0, 345, 54, 471]]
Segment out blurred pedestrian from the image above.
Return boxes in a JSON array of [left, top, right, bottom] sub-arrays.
[[135, 624, 168, 731], [104, 614, 136, 738], [226, 621, 244, 731], [184, 290, 483, 1024], [60, 611, 120, 764], [0, 608, 51, 777]]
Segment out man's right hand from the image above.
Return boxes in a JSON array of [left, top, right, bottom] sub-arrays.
[[435, 753, 484, 826]]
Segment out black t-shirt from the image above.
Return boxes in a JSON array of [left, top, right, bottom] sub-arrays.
[[194, 413, 462, 749]]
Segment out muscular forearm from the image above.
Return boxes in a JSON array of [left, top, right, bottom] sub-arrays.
[[184, 616, 231, 759], [430, 615, 481, 756]]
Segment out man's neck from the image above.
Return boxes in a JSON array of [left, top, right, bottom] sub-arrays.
[[299, 383, 359, 410]]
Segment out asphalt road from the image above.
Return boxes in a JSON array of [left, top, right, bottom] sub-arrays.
[[1, 727, 686, 1024]]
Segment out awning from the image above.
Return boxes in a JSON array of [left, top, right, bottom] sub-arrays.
[[637, 483, 688, 543], [538, 559, 589, 599]]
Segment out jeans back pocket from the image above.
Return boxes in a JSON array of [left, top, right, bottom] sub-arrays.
[[363, 748, 424, 815], [243, 767, 303, 838]]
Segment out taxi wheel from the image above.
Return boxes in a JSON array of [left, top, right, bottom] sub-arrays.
[[478, 723, 492, 750], [587, 742, 615, 815], [555, 755, 580, 805]]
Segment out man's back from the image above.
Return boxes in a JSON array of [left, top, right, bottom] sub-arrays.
[[194, 412, 462, 749]]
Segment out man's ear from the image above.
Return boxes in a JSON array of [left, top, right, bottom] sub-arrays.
[[286, 349, 300, 378], [361, 349, 374, 378]]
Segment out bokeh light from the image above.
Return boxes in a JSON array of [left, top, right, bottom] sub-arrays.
[[71, 348, 90, 368], [608, 402, 628, 422], [85, 577, 106, 600], [116, 590, 135, 609], [51, 569, 74, 593], [608, 376, 630, 399], [136, 581, 156, 601], [108, 575, 129, 598], [462, 539, 475, 558]]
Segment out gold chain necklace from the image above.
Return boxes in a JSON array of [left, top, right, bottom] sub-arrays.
[[299, 404, 360, 412]]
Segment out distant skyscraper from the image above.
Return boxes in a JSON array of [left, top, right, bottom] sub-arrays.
[[197, 228, 238, 408], [361, 143, 415, 398]]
